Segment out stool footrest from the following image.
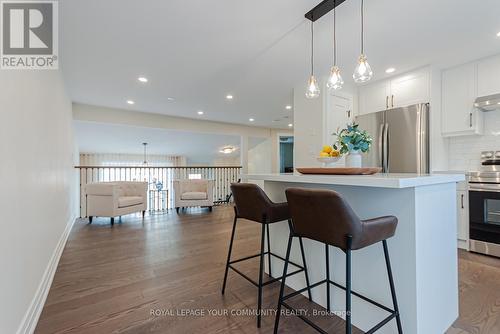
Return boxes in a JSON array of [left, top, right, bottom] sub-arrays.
[[279, 278, 399, 334], [281, 279, 328, 301], [329, 280, 394, 313], [228, 251, 306, 289], [229, 251, 303, 270]]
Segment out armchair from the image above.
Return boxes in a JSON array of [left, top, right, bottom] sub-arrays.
[[173, 179, 214, 213], [85, 181, 147, 225]]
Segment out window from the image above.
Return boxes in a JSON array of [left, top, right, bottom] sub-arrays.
[[188, 173, 202, 180]]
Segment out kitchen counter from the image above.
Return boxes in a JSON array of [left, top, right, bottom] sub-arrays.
[[243, 173, 463, 334], [245, 172, 464, 188]]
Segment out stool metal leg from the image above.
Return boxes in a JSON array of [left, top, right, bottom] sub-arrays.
[[257, 223, 266, 328], [346, 235, 353, 334], [273, 232, 293, 334], [299, 236, 312, 301], [222, 215, 237, 295], [383, 240, 403, 334], [266, 224, 272, 278], [326, 244, 331, 313]]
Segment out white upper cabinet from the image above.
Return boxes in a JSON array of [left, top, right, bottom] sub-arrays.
[[358, 69, 429, 115], [477, 54, 500, 97], [358, 80, 390, 115], [389, 70, 429, 108], [441, 62, 483, 136]]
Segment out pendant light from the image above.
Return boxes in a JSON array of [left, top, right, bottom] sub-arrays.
[[353, 0, 373, 83], [327, 0, 344, 91], [142, 142, 148, 165], [305, 20, 320, 99]]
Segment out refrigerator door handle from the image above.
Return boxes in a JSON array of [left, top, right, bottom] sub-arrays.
[[384, 123, 389, 172], [418, 103, 430, 173], [378, 123, 384, 170]]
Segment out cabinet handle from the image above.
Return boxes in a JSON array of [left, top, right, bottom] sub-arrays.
[[346, 110, 351, 118], [386, 96, 389, 109], [461, 194, 464, 209], [391, 94, 394, 108], [469, 112, 473, 128]]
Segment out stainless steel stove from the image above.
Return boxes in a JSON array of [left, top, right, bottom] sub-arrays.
[[469, 151, 500, 257]]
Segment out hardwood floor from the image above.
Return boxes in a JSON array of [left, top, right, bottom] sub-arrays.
[[36, 206, 500, 334]]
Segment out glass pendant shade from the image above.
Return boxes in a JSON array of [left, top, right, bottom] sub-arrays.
[[353, 54, 373, 83], [327, 66, 344, 90], [305, 75, 320, 99]]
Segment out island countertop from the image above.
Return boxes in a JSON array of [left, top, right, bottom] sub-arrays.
[[244, 172, 465, 189]]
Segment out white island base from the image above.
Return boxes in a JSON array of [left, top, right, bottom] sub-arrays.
[[245, 173, 464, 334]]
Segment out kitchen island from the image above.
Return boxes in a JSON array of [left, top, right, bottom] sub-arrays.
[[244, 173, 465, 334]]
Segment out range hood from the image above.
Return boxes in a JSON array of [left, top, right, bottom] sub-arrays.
[[474, 93, 500, 111]]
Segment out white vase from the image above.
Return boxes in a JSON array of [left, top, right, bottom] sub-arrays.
[[345, 150, 362, 168]]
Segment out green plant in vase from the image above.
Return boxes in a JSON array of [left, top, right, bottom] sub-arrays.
[[333, 123, 372, 167]]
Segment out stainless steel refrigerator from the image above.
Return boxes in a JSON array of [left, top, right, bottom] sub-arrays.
[[355, 103, 429, 173]]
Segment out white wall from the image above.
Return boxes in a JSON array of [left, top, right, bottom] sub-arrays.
[[293, 83, 325, 168], [293, 79, 357, 168], [211, 156, 241, 166], [448, 112, 500, 171], [0, 70, 76, 333], [248, 138, 272, 173]]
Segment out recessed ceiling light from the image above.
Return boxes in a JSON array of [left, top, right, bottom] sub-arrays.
[[285, 105, 292, 110], [197, 110, 204, 115], [137, 76, 148, 83], [226, 94, 234, 100], [497, 31, 500, 37], [288, 123, 293, 127], [167, 97, 175, 101], [385, 67, 396, 74], [126, 100, 135, 105], [249, 118, 254, 122]]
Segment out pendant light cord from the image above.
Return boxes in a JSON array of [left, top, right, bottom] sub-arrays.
[[333, 0, 337, 66], [361, 0, 364, 55], [310, 21, 314, 76]]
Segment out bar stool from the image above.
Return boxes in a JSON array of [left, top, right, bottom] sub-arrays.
[[222, 183, 312, 328], [274, 188, 403, 334]]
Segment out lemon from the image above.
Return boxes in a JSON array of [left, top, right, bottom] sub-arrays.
[[322, 145, 332, 153], [319, 152, 330, 158], [330, 150, 340, 157]]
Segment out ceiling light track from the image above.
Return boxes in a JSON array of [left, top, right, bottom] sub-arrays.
[[305, 0, 347, 22]]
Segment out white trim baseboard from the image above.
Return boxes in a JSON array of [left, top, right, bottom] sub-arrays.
[[16, 215, 77, 334]]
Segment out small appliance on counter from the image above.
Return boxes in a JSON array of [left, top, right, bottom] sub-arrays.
[[469, 151, 500, 257]]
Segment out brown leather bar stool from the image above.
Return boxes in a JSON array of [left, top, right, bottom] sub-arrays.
[[274, 188, 403, 334], [222, 183, 312, 328]]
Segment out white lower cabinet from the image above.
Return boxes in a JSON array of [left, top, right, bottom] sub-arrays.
[[456, 188, 469, 250]]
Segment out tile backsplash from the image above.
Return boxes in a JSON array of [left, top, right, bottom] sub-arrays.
[[448, 112, 500, 171]]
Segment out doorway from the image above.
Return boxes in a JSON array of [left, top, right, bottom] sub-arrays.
[[279, 136, 294, 173]]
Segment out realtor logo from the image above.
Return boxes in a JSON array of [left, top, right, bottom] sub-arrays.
[[1, 1, 58, 69]]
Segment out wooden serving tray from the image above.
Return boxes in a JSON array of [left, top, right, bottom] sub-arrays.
[[296, 167, 382, 175]]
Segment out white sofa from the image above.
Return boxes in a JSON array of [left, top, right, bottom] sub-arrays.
[[173, 179, 214, 213], [86, 181, 147, 225]]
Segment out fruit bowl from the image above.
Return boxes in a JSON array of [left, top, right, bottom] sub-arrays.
[[317, 156, 341, 167]]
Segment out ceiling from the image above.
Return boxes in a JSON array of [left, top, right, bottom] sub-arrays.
[[74, 121, 253, 164], [61, 0, 500, 128]]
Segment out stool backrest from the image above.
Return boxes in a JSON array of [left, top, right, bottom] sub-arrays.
[[285, 187, 362, 250], [231, 183, 274, 222]]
